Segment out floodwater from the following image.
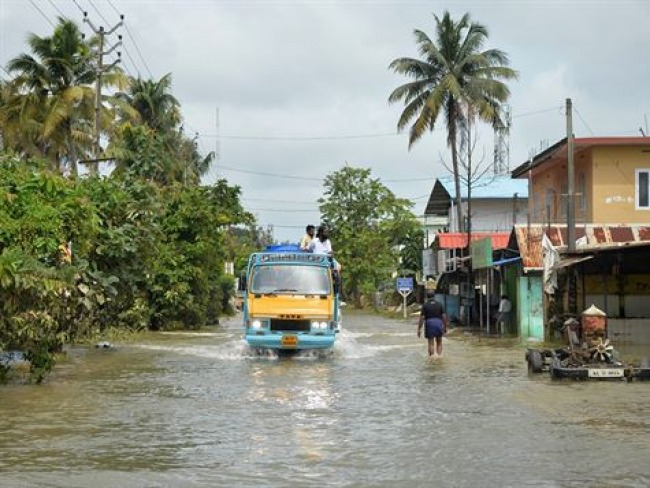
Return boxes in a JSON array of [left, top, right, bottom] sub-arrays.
[[1, 311, 649, 488]]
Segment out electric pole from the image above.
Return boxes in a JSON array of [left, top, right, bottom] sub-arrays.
[[566, 98, 575, 252], [84, 12, 123, 176]]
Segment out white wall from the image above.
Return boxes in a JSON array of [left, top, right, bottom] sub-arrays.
[[453, 198, 529, 232]]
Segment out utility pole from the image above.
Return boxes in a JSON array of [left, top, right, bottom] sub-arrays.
[[84, 13, 123, 176], [566, 98, 575, 252]]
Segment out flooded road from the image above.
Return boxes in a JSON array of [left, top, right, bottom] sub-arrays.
[[1, 311, 649, 487]]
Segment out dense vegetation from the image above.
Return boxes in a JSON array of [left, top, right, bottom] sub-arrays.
[[0, 19, 256, 382], [0, 153, 256, 382]]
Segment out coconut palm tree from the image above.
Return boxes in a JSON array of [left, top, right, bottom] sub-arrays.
[[2, 18, 126, 176], [112, 74, 214, 185], [3, 19, 96, 175], [117, 74, 180, 132], [389, 11, 517, 230]]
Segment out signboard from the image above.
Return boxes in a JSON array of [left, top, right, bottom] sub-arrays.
[[470, 237, 493, 269], [396, 277, 414, 291], [396, 277, 414, 319]]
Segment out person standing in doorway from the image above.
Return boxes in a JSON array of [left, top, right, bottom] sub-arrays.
[[417, 293, 448, 358], [300, 225, 315, 251], [497, 294, 512, 334]]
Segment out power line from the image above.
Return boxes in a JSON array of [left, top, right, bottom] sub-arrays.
[[71, 0, 85, 15], [99, 0, 153, 79], [199, 131, 403, 141], [121, 45, 140, 77], [28, 0, 56, 27], [46, 0, 67, 19], [106, 0, 121, 17], [247, 208, 319, 213], [219, 161, 436, 183], [194, 107, 562, 141], [243, 197, 319, 206], [574, 106, 596, 136], [87, 0, 110, 25], [220, 164, 322, 181], [511, 106, 563, 119], [124, 23, 153, 78]]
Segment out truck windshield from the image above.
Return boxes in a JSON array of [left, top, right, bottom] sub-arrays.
[[250, 265, 331, 295]]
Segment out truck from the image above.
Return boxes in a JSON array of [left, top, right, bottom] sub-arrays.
[[241, 245, 342, 353]]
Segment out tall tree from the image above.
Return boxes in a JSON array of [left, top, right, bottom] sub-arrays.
[[117, 74, 180, 132], [389, 11, 517, 231], [111, 74, 212, 185], [319, 166, 420, 307], [2, 19, 96, 175]]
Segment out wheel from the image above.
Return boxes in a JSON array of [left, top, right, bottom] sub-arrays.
[[527, 349, 544, 373]]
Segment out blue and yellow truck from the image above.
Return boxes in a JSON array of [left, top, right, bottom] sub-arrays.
[[242, 245, 342, 352]]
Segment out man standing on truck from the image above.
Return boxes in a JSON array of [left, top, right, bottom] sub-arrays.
[[417, 293, 448, 358]]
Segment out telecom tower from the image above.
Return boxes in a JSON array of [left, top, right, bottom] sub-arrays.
[[493, 105, 511, 175]]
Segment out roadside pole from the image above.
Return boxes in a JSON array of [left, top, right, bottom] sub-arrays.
[[397, 277, 414, 319]]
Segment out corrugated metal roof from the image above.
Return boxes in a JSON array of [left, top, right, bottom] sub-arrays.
[[512, 224, 650, 271], [436, 232, 510, 250]]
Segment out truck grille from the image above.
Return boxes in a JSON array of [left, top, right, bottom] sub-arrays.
[[270, 319, 311, 332]]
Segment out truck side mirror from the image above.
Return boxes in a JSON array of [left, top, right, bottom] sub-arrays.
[[332, 270, 341, 295], [238, 273, 247, 291]]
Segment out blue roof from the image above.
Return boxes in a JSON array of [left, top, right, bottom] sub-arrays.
[[437, 175, 528, 199]]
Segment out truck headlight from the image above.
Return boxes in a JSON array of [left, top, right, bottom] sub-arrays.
[[251, 320, 262, 329]]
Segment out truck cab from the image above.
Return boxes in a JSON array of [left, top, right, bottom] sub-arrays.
[[242, 245, 341, 351]]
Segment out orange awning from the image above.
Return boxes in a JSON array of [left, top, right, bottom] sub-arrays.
[[436, 232, 510, 250]]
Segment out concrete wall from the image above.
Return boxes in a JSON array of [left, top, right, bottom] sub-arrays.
[[584, 274, 650, 318], [529, 152, 592, 223], [592, 146, 650, 222], [608, 319, 650, 348], [460, 198, 528, 232]]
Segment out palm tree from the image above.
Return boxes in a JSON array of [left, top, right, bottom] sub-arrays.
[[2, 18, 126, 176], [389, 11, 517, 230], [112, 75, 214, 186], [3, 19, 96, 176], [117, 74, 180, 132]]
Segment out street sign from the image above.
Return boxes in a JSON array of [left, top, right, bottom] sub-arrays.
[[396, 277, 414, 291], [396, 277, 413, 319]]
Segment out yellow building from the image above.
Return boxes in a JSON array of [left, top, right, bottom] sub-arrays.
[[511, 137, 650, 225], [511, 137, 650, 348]]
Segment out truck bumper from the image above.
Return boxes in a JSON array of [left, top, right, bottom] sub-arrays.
[[245, 332, 336, 350]]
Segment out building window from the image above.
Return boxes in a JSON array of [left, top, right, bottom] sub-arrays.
[[578, 172, 587, 212], [636, 169, 650, 209]]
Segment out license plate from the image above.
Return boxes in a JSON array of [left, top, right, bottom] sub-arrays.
[[588, 368, 624, 378], [281, 335, 298, 347]]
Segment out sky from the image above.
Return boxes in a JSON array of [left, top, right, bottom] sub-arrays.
[[2, 0, 649, 242]]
